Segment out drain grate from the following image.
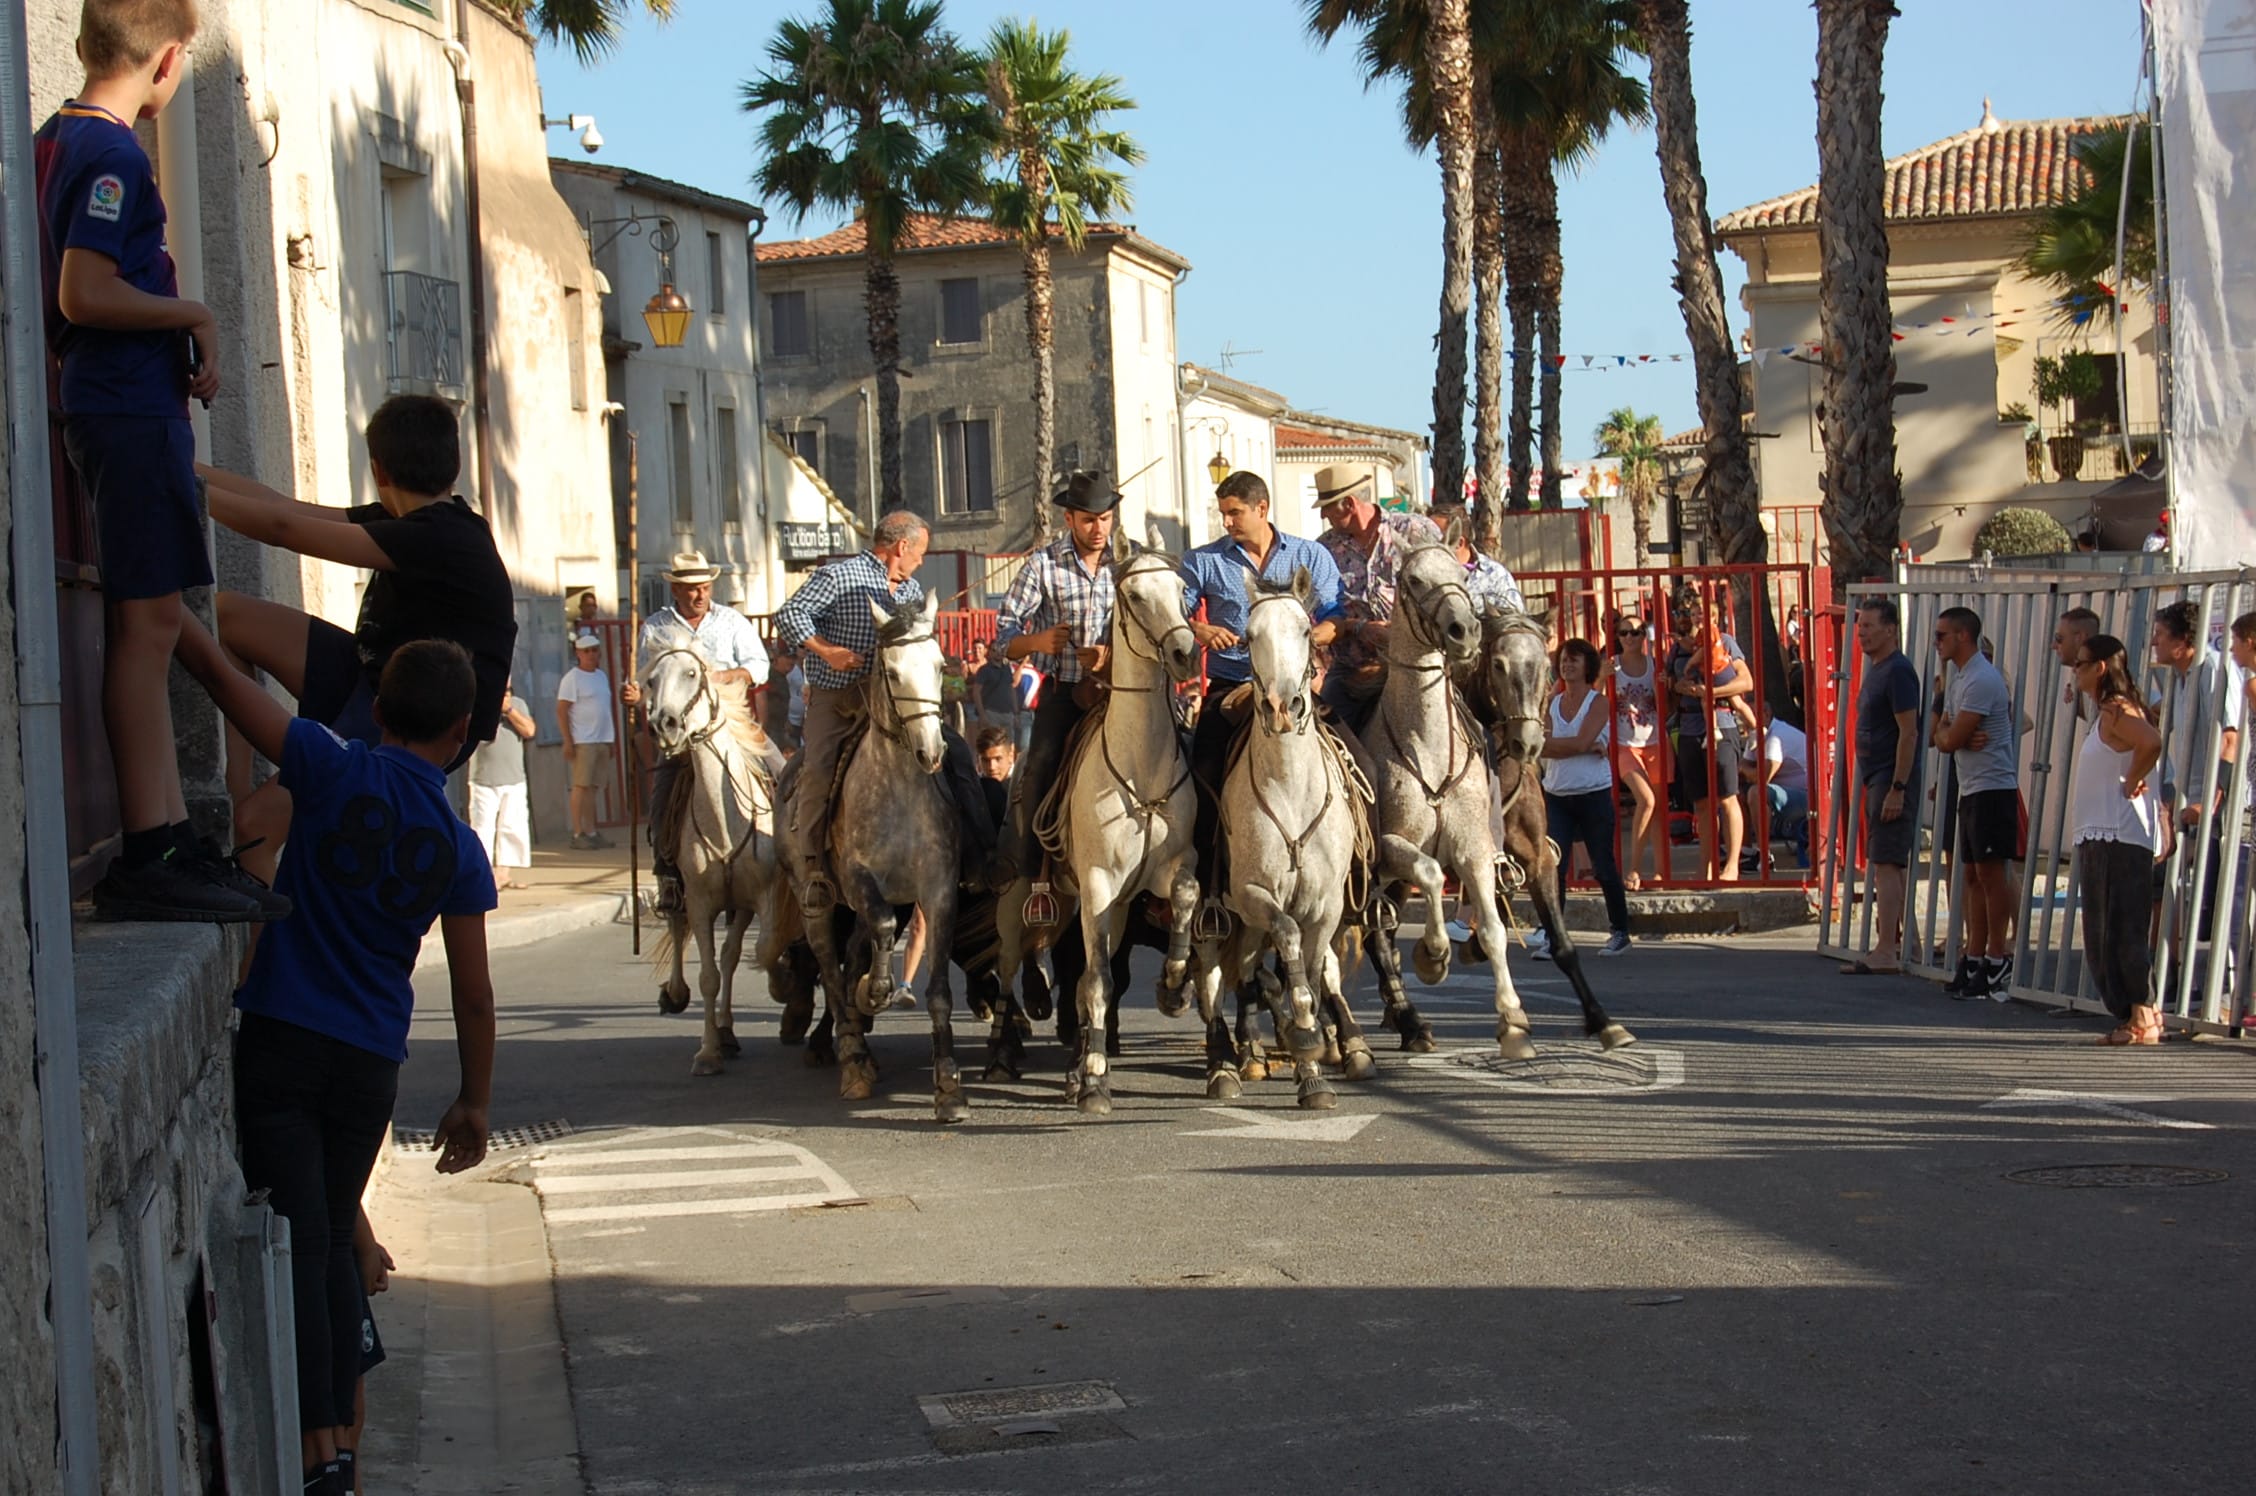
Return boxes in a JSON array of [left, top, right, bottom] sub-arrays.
[[917, 1381, 1131, 1457], [393, 1118, 573, 1153], [2007, 1163, 2229, 1189]]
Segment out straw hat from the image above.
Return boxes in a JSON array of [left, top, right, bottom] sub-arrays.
[[1312, 465, 1374, 512], [662, 549, 723, 584]]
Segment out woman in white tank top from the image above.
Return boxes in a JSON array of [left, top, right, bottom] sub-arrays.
[[2068, 634, 2164, 1045], [1539, 638, 1631, 956], [1605, 611, 1665, 887]]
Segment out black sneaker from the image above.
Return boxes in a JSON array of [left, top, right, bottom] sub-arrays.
[[193, 837, 292, 922], [1951, 961, 1992, 1002], [1985, 954, 2014, 1001], [1942, 958, 1974, 996], [91, 849, 264, 924]]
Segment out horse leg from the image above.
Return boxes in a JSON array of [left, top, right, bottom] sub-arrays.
[[1528, 856, 1635, 1049], [1071, 877, 1122, 1116], [983, 986, 1028, 1081], [1194, 945, 1239, 1098], [716, 907, 751, 1057], [659, 906, 692, 1014], [1324, 942, 1377, 1081], [1379, 835, 1454, 987], [1460, 852, 1535, 1061], [804, 903, 869, 1099], [1280, 916, 1336, 1111], [1156, 862, 1200, 1015], [851, 876, 899, 1018], [922, 883, 968, 1124], [689, 905, 726, 1077]]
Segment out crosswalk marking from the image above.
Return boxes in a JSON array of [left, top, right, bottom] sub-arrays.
[[530, 1127, 860, 1225]]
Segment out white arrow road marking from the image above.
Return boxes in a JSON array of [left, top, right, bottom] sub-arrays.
[[1180, 1107, 1379, 1142], [1981, 1088, 2214, 1130], [530, 1127, 862, 1223], [1404, 1045, 1685, 1094]]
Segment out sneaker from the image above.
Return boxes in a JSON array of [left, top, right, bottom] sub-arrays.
[[1942, 958, 1974, 996], [192, 837, 292, 922], [91, 850, 264, 924], [569, 833, 595, 850], [1985, 954, 2014, 1002], [1522, 927, 1553, 961], [585, 832, 614, 850], [1599, 931, 1632, 956], [1951, 962, 1992, 1002]]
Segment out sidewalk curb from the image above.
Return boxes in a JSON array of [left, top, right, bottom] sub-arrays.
[[414, 889, 629, 975]]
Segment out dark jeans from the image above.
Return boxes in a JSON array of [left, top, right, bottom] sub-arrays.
[[1008, 692, 1090, 873], [234, 1014, 399, 1432], [1545, 786, 1631, 935], [1191, 690, 1240, 889], [790, 685, 864, 881], [2078, 838, 2155, 1022], [649, 752, 681, 878]]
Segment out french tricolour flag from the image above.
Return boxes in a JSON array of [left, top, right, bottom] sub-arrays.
[[1017, 666, 1044, 710]]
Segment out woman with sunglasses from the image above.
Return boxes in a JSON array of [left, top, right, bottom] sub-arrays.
[[1607, 610, 1665, 887], [2069, 634, 2164, 1044]]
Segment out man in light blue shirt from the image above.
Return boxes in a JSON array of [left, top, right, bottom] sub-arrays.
[[1931, 605, 2020, 997], [1180, 471, 1345, 888]]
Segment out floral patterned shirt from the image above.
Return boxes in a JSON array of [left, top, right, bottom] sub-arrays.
[[1318, 511, 1443, 674]]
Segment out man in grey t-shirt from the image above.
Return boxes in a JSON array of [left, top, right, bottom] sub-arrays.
[[1931, 607, 2020, 997]]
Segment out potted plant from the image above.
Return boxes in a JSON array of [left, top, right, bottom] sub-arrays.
[[2032, 354, 2102, 480]]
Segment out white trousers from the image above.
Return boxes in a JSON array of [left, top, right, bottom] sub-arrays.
[[468, 782, 531, 869]]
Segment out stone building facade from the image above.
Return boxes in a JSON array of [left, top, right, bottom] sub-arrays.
[[756, 213, 1191, 603]]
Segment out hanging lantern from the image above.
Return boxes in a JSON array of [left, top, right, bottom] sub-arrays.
[[642, 283, 691, 349]]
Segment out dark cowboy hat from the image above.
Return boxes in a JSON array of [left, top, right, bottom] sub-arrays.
[[1053, 470, 1124, 515]]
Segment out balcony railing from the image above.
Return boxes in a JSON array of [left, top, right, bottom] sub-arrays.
[[384, 269, 465, 395], [2021, 421, 2160, 484]]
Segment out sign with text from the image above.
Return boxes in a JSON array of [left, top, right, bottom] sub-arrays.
[[778, 521, 855, 563]]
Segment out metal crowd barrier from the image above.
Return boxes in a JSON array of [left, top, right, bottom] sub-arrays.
[[1815, 561, 2253, 1035]]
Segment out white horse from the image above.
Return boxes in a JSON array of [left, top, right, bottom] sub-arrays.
[[642, 626, 785, 1077], [1010, 532, 1201, 1116], [1195, 568, 1364, 1110], [1366, 530, 1538, 1061]]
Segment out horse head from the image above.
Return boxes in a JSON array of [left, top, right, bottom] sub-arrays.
[[1110, 529, 1199, 683], [640, 623, 716, 758], [1243, 566, 1315, 736], [1482, 605, 1554, 764], [1394, 534, 1480, 670], [865, 590, 947, 773]]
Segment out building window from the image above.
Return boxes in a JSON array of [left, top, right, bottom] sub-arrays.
[[770, 290, 809, 357], [668, 398, 694, 530], [716, 406, 741, 522], [706, 231, 726, 318], [939, 277, 981, 345], [776, 423, 820, 470], [939, 418, 995, 514], [564, 286, 586, 411], [1138, 281, 1151, 349]]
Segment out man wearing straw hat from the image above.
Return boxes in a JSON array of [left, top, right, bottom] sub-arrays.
[[992, 471, 1123, 886], [620, 550, 774, 914], [1312, 463, 1441, 740]]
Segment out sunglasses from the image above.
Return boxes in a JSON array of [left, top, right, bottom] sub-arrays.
[[1617, 624, 1644, 636]]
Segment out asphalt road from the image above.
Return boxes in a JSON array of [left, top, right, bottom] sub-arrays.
[[399, 919, 2256, 1495]]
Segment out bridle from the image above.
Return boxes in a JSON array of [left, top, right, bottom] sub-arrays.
[[1482, 607, 1554, 821], [1396, 563, 1477, 671], [645, 646, 725, 754], [1377, 567, 1482, 807], [1105, 552, 1198, 693], [644, 645, 770, 871], [1245, 590, 1316, 736], [864, 623, 947, 753], [1238, 590, 1336, 877]]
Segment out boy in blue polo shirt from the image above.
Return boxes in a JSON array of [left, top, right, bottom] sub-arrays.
[[174, 618, 497, 1495], [36, 0, 273, 922]]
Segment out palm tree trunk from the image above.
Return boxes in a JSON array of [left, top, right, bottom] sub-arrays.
[[1630, 488, 1654, 562], [1024, 232, 1056, 542], [1639, 0, 1759, 564], [1815, 0, 1900, 586], [1473, 100, 1505, 555], [1426, 0, 1476, 510], [1535, 157, 1564, 506], [1500, 129, 1542, 510], [865, 249, 907, 513]]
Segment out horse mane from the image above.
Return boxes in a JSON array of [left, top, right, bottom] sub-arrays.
[[875, 598, 934, 647], [712, 676, 770, 758]]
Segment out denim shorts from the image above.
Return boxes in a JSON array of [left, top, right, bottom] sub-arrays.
[[63, 414, 212, 600]]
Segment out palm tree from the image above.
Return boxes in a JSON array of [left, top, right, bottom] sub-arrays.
[[1472, 98, 1506, 551], [1813, 0, 1899, 585], [1593, 406, 1662, 560], [744, 0, 990, 513], [1635, 0, 1758, 567], [2018, 119, 2151, 326], [1307, 0, 1477, 510], [982, 20, 1144, 542], [508, 0, 677, 61]]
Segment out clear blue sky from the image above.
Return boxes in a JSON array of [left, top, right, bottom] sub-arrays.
[[539, 0, 2147, 458]]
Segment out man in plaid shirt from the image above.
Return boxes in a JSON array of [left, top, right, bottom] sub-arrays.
[[1312, 464, 1443, 738], [992, 472, 1122, 878]]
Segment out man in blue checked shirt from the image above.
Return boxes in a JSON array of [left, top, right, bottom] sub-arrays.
[[993, 472, 1124, 879], [1181, 471, 1345, 887]]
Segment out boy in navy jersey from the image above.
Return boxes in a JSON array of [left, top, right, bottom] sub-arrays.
[[174, 619, 496, 1495], [36, 0, 276, 922]]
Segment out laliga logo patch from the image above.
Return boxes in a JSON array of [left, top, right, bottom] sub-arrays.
[[86, 173, 124, 222]]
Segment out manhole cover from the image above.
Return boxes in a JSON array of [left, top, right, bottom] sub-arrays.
[[2007, 1164, 2229, 1189], [918, 1380, 1125, 1428], [1406, 1046, 1683, 1094], [393, 1118, 572, 1152]]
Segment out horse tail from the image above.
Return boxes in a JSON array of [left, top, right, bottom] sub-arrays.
[[647, 921, 680, 978]]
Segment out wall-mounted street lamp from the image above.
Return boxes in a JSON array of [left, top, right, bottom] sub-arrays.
[[1206, 451, 1230, 487], [580, 209, 693, 349]]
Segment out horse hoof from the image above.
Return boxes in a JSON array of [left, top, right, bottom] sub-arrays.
[[717, 1026, 741, 1057], [1321, 1037, 1344, 1067], [1597, 1024, 1638, 1051], [1405, 1028, 1437, 1054], [1496, 1028, 1536, 1063], [779, 1001, 813, 1045], [1413, 943, 1451, 985], [1285, 1024, 1325, 1063], [1076, 1081, 1113, 1117], [839, 1061, 878, 1100], [691, 1052, 724, 1077], [1206, 1070, 1242, 1100], [1156, 981, 1189, 1018], [658, 985, 691, 1015], [1241, 1057, 1270, 1084], [935, 1093, 969, 1125], [1297, 1080, 1339, 1111], [1342, 1047, 1377, 1082]]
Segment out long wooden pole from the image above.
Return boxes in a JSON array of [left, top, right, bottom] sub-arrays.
[[626, 427, 642, 956]]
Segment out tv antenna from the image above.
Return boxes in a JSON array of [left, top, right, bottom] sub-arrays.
[[1218, 340, 1264, 371]]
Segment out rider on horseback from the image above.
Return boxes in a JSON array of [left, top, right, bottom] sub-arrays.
[[993, 471, 1124, 887], [776, 510, 1002, 913], [1311, 464, 1443, 748]]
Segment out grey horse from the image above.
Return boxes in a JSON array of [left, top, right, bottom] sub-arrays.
[[788, 591, 973, 1122]]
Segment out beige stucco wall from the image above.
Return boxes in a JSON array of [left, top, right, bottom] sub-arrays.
[[1104, 255, 1186, 551], [1732, 218, 2161, 560], [1179, 385, 1277, 548]]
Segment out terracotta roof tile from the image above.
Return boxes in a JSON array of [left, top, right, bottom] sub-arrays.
[[1275, 424, 1363, 450], [1715, 113, 2131, 235], [756, 211, 1187, 270]]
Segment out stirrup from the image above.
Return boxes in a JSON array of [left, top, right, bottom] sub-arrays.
[[1022, 880, 1059, 928], [1364, 893, 1400, 933], [1193, 896, 1234, 943], [1493, 852, 1527, 894]]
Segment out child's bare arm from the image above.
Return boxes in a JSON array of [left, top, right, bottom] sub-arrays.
[[175, 612, 292, 764], [197, 464, 392, 571], [432, 914, 496, 1175], [57, 250, 219, 402]]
